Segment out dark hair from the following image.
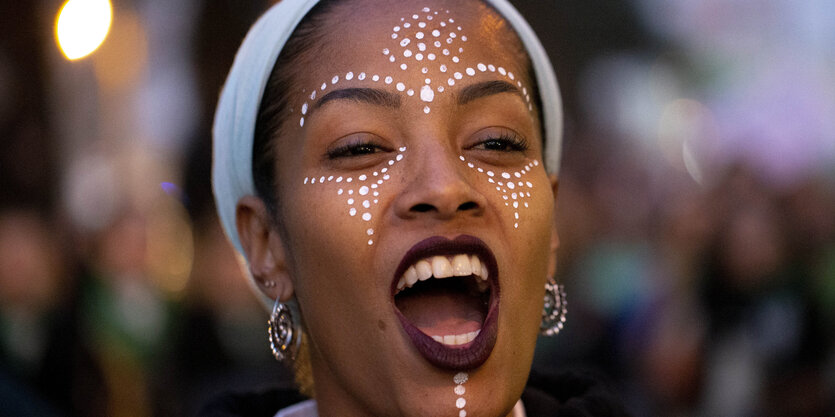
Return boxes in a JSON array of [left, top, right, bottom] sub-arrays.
[[252, 0, 543, 219], [253, 0, 342, 218]]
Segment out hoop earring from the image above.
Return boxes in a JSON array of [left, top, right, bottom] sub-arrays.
[[268, 298, 301, 362], [540, 280, 567, 336]]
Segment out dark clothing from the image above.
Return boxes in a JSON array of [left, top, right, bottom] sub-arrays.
[[198, 371, 631, 417]]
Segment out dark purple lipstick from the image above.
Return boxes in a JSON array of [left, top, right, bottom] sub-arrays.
[[391, 235, 500, 370]]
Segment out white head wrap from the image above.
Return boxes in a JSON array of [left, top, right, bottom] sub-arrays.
[[212, 0, 563, 306]]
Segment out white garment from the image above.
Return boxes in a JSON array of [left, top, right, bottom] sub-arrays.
[[275, 399, 527, 417]]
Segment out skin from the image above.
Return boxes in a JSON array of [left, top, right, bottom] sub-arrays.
[[237, 0, 560, 415]]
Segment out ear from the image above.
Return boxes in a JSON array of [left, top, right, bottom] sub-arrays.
[[547, 174, 560, 280], [235, 195, 294, 301]]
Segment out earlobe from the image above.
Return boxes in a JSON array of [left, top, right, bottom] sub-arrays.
[[236, 195, 294, 301]]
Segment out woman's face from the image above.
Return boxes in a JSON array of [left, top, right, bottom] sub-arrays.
[[266, 0, 556, 415]]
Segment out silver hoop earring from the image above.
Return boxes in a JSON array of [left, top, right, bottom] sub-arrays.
[[268, 299, 301, 362], [540, 281, 567, 336]]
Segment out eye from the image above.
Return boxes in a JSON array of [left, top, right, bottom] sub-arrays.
[[469, 128, 529, 153], [326, 134, 391, 160]]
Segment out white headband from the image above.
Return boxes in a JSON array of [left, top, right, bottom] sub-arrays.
[[212, 0, 563, 306]]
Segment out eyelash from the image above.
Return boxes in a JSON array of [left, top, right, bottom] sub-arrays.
[[326, 131, 527, 159], [474, 131, 529, 153], [326, 139, 388, 159]]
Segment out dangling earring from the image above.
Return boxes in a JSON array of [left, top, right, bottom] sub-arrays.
[[540, 280, 567, 336], [268, 298, 301, 362]]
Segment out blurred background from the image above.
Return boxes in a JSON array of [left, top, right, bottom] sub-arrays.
[[0, 0, 832, 416]]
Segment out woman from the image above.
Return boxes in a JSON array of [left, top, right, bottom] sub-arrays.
[[208, 0, 627, 415]]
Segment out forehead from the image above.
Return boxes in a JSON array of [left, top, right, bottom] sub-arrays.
[[291, 0, 532, 117]]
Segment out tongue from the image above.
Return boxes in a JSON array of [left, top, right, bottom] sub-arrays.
[[396, 281, 485, 336]]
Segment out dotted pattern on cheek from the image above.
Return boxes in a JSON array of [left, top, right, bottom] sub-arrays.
[[296, 6, 533, 126], [458, 155, 539, 229], [302, 147, 407, 246]]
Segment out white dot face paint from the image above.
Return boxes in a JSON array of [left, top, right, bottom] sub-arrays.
[[420, 85, 435, 102], [301, 148, 407, 245], [459, 156, 539, 230], [293, 6, 534, 127], [453, 372, 469, 416]]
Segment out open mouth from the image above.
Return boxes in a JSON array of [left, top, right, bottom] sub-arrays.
[[391, 235, 500, 370]]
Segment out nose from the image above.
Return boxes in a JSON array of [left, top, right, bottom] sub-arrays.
[[393, 147, 486, 222]]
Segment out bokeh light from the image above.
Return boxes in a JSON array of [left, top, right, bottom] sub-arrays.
[[55, 0, 113, 60]]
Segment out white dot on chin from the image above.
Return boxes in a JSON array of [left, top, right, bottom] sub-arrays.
[[423, 106, 431, 114], [362, 213, 372, 221]]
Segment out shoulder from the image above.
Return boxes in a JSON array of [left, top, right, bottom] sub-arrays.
[[522, 370, 633, 417], [197, 388, 307, 417]]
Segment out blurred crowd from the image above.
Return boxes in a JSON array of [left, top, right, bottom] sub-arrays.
[[1, 0, 833, 416]]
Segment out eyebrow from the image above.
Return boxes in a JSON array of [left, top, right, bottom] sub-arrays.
[[456, 80, 524, 106], [313, 87, 402, 112]]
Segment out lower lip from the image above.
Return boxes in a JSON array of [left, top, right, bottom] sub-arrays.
[[395, 293, 499, 370]]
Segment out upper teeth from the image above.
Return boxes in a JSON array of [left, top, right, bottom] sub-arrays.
[[397, 254, 488, 292]]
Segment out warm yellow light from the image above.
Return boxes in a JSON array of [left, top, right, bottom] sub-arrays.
[[55, 0, 113, 60]]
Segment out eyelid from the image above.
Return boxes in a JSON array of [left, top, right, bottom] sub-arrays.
[[324, 132, 393, 160], [465, 127, 529, 151]]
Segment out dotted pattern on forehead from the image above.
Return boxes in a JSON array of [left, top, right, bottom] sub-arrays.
[[296, 6, 533, 126], [459, 155, 539, 229], [302, 147, 407, 245]]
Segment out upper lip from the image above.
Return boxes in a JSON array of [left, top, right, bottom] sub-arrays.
[[390, 235, 499, 297]]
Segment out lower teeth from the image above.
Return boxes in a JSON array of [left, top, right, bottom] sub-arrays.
[[432, 329, 480, 346]]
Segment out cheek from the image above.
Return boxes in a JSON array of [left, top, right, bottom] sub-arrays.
[[457, 155, 545, 230], [300, 147, 407, 246]]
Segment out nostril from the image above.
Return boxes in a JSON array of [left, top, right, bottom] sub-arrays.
[[411, 203, 435, 213], [458, 201, 478, 211]]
